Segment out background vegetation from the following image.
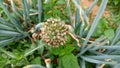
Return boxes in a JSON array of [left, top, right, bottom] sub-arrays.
[[0, 0, 120, 68]]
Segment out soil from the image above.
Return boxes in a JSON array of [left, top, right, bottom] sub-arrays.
[[81, 0, 110, 23]]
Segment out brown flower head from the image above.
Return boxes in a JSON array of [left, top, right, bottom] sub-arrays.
[[41, 18, 68, 47]]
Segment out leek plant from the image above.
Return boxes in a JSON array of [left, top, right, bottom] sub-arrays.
[[0, 0, 120, 68]]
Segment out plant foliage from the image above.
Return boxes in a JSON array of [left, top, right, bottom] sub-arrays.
[[0, 0, 120, 68]]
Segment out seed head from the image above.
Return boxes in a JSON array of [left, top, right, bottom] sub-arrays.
[[41, 18, 68, 47]]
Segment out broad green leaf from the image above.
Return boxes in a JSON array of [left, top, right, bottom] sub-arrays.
[[57, 0, 65, 4], [44, 0, 50, 3], [0, 57, 7, 68], [92, 18, 108, 37], [31, 57, 41, 64], [114, 0, 119, 5], [104, 29, 115, 40], [49, 45, 75, 56], [23, 64, 45, 68], [0, 54, 8, 68], [60, 54, 79, 68], [49, 46, 61, 55], [66, 35, 72, 44], [59, 45, 75, 56]]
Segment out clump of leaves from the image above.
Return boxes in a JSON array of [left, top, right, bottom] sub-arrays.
[[0, 0, 120, 68], [108, 0, 120, 15]]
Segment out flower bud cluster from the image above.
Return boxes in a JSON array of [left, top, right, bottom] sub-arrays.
[[41, 18, 68, 47]]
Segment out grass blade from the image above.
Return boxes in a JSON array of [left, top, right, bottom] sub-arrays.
[[0, 17, 14, 28], [66, 0, 73, 27], [91, 46, 120, 51], [105, 25, 120, 54], [10, 0, 22, 18], [86, 0, 98, 15], [0, 48, 16, 58], [24, 41, 44, 57], [80, 60, 86, 68], [0, 24, 16, 31], [87, 55, 120, 60], [21, 0, 30, 27], [82, 0, 108, 49], [81, 56, 117, 65], [0, 37, 15, 47], [0, 30, 21, 37], [77, 36, 104, 56], [38, 0, 42, 22], [110, 25, 120, 46], [0, 3, 21, 29]]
